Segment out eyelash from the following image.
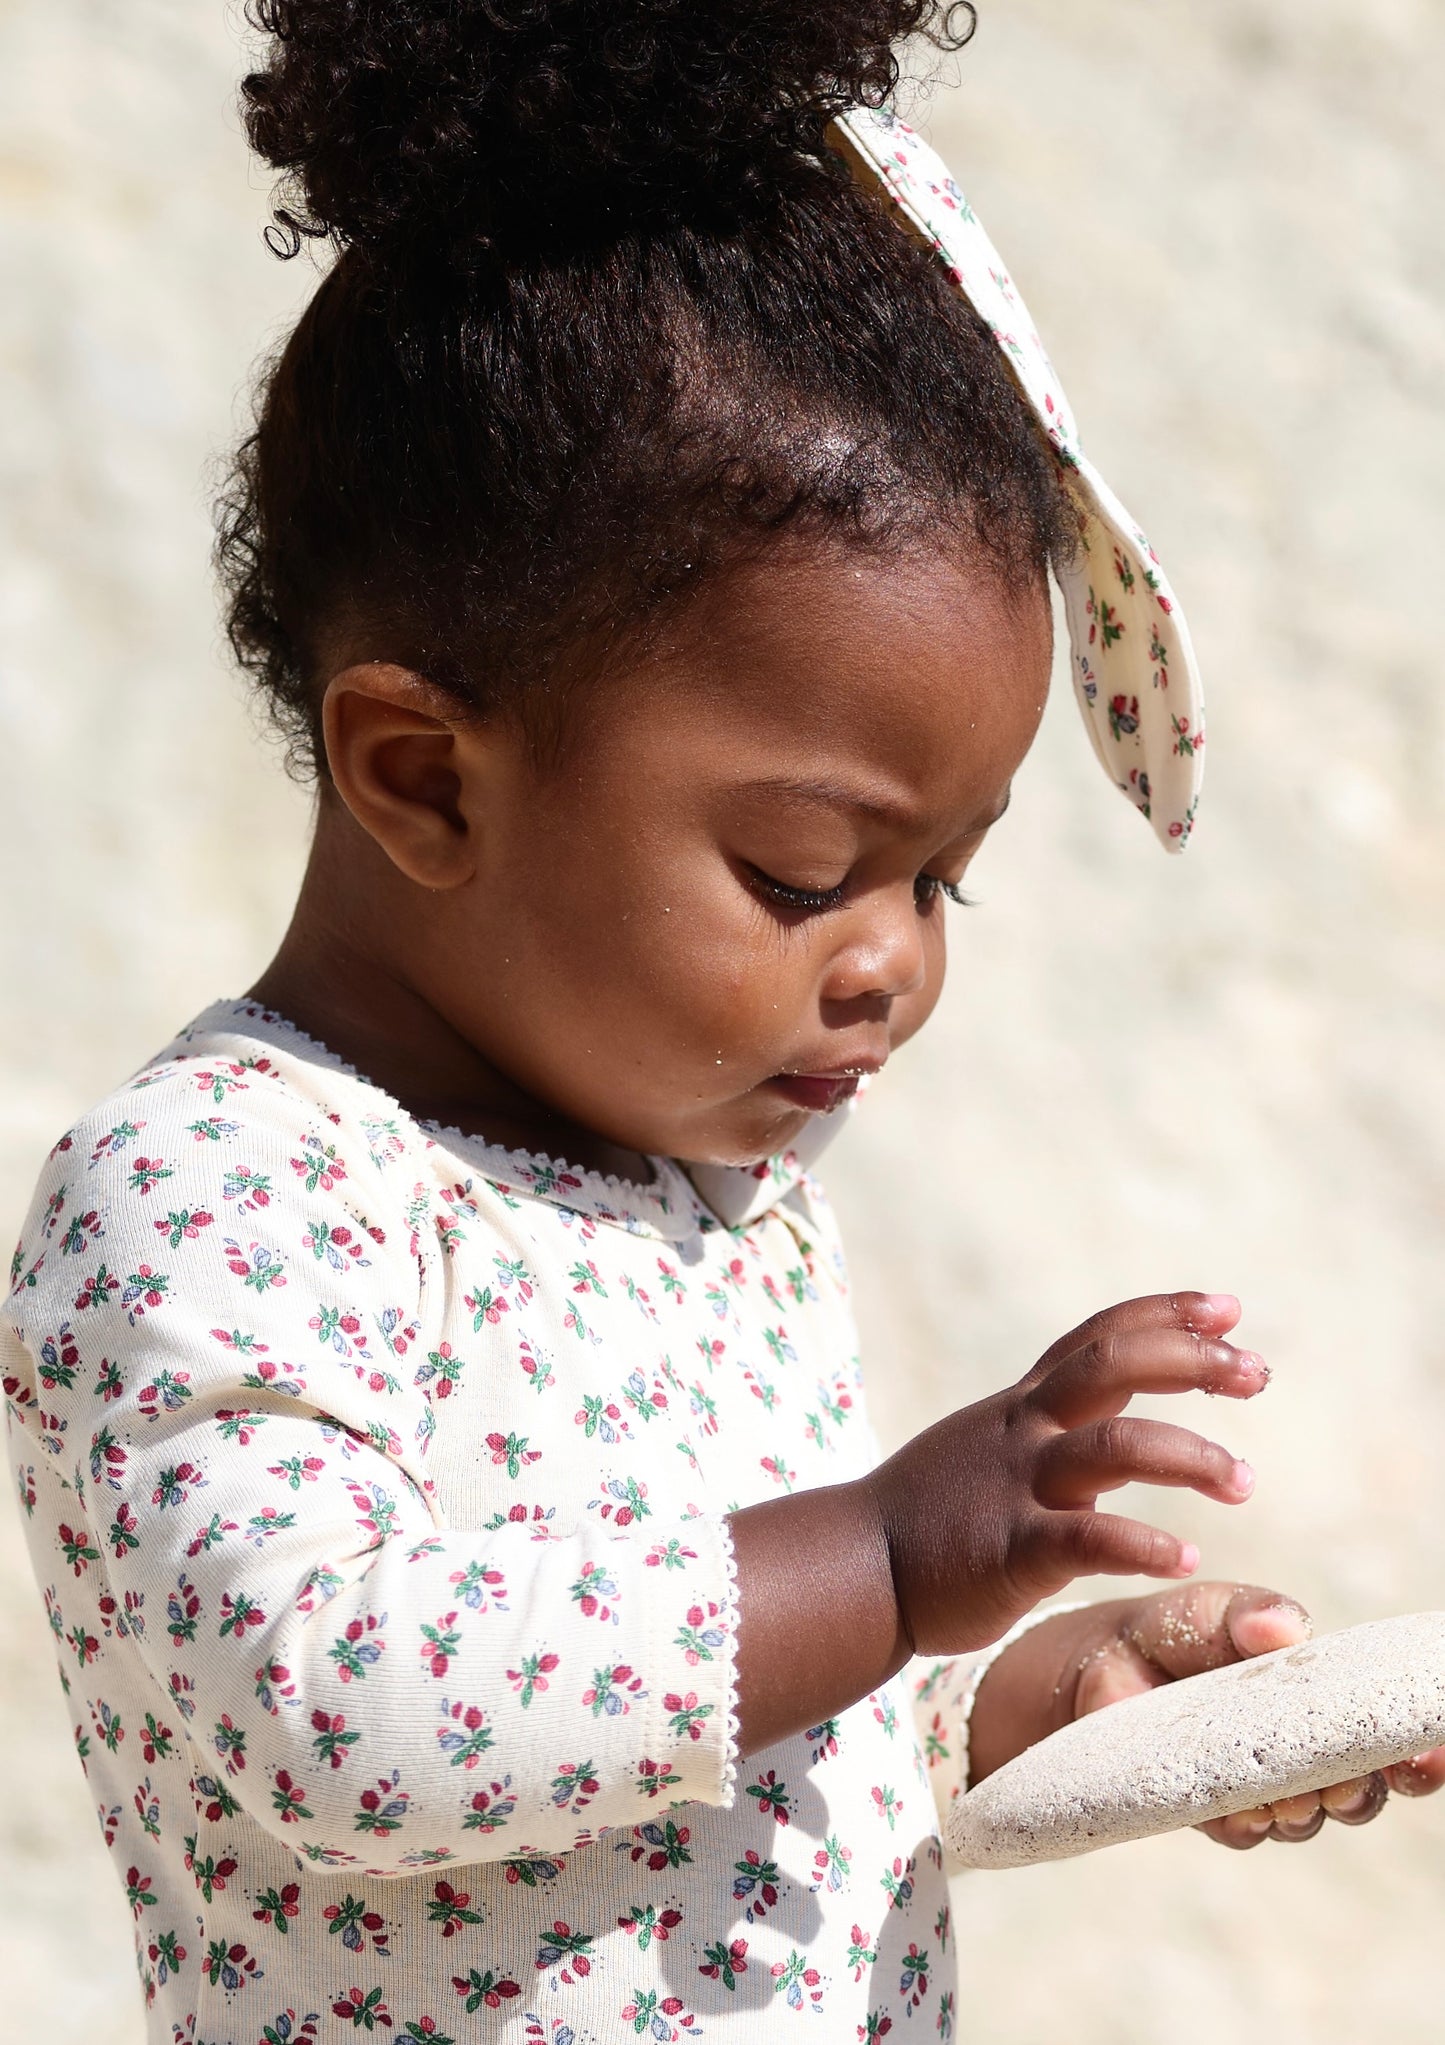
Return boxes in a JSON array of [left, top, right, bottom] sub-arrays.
[[750, 869, 976, 914]]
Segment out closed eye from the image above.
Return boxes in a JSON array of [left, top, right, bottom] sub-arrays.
[[748, 867, 848, 914], [915, 874, 977, 910]]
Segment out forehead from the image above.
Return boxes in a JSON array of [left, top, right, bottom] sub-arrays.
[[609, 543, 1052, 830]]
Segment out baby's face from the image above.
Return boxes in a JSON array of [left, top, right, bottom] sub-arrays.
[[411, 541, 1051, 1168]]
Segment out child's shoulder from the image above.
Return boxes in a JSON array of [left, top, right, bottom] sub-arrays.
[[6, 1002, 433, 1308], [68, 1000, 425, 1178]]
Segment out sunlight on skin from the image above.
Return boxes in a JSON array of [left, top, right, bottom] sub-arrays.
[[1070, 1582, 1445, 1850]]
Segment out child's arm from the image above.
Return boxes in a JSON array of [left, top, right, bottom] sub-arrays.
[[729, 1292, 1262, 1753], [9, 1080, 744, 1876]]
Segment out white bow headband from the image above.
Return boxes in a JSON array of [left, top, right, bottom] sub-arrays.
[[829, 107, 1205, 853]]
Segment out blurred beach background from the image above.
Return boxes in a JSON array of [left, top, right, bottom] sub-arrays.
[[3, 1, 1445, 2036]]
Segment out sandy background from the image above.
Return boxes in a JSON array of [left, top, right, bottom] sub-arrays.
[[3, 0, 1444, 2035]]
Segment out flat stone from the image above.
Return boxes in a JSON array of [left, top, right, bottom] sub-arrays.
[[948, 1612, 1445, 1869]]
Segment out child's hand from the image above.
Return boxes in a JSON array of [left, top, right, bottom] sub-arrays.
[[866, 1292, 1266, 1658], [1067, 1584, 1445, 1847]]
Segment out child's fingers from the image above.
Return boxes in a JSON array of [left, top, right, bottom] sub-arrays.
[[1037, 1509, 1200, 1583], [1033, 1418, 1253, 1508], [1030, 1293, 1242, 1381], [1032, 1329, 1269, 1429], [1385, 1747, 1445, 1797]]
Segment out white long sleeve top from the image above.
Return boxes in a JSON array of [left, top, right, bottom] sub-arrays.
[[3, 1001, 990, 2044]]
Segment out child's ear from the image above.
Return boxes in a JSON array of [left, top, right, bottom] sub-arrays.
[[321, 663, 485, 889]]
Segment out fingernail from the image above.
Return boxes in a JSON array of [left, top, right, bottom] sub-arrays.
[[1231, 1460, 1256, 1498], [1177, 1541, 1200, 1575], [1238, 1350, 1270, 1379], [1204, 1294, 1241, 1316]]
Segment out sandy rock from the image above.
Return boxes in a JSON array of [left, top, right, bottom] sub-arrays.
[[951, 1614, 1445, 1869]]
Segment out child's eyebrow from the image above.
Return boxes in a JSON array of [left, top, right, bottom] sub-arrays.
[[739, 774, 1012, 834]]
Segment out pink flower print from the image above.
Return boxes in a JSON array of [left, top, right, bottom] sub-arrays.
[[592, 1475, 649, 1526], [151, 1460, 204, 1511], [57, 1521, 99, 1577], [427, 1878, 484, 1938], [451, 1969, 521, 2015], [461, 1777, 517, 1833], [622, 1368, 668, 1422], [770, 1949, 823, 2012], [812, 1832, 852, 1894], [254, 1656, 297, 1715], [898, 1943, 930, 2012], [330, 1612, 387, 1680], [620, 1819, 693, 1873], [35, 1325, 79, 1390], [807, 1718, 841, 1764], [415, 1341, 465, 1398], [745, 1769, 791, 1825], [617, 1904, 682, 1953], [619, 1989, 701, 2038], [486, 1430, 541, 1479], [674, 1601, 726, 1666], [881, 1855, 915, 1908], [332, 1985, 392, 2028], [252, 1879, 301, 1933], [847, 1924, 879, 1984], [218, 1589, 266, 1640], [269, 1451, 326, 1490], [759, 1453, 796, 1492], [127, 1155, 174, 1197], [271, 1769, 314, 1824], [213, 1713, 248, 1774], [448, 1558, 506, 1611], [290, 1135, 347, 1195], [644, 1537, 698, 1570], [656, 1257, 687, 1304], [635, 1756, 683, 1798], [355, 1773, 410, 1838], [1108, 693, 1140, 741], [464, 1284, 510, 1329], [136, 1366, 192, 1420], [550, 1758, 601, 1814], [517, 1336, 554, 1395], [583, 1663, 646, 1718], [535, 1919, 596, 1985], [699, 1937, 749, 1991], [154, 1206, 213, 1251], [1085, 585, 1124, 650], [732, 1849, 781, 1921], [304, 1218, 370, 1272], [505, 1650, 559, 1707], [310, 1707, 360, 1771], [226, 1238, 288, 1294], [74, 1263, 120, 1314], [663, 1691, 714, 1743], [435, 1699, 494, 1769], [570, 1561, 621, 1624], [575, 1394, 628, 1443], [145, 1927, 187, 1993], [419, 1613, 462, 1679], [870, 1783, 903, 1830], [376, 1305, 418, 1358], [1172, 712, 1203, 757]]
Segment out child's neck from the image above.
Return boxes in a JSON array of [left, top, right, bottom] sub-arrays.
[[248, 822, 655, 1185]]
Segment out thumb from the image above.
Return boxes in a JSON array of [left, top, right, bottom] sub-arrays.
[[1128, 1581, 1312, 1680]]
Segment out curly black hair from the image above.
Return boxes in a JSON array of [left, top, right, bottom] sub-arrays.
[[218, 0, 1070, 771]]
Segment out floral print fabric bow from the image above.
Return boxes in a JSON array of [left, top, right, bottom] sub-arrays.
[[830, 106, 1206, 852]]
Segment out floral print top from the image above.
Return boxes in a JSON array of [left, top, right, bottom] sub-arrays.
[[3, 1001, 990, 2045]]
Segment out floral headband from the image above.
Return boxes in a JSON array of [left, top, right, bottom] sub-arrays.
[[829, 107, 1205, 852]]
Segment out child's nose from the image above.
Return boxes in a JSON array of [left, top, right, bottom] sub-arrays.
[[822, 899, 929, 1007]]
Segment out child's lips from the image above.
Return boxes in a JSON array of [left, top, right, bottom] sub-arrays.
[[766, 1072, 865, 1114]]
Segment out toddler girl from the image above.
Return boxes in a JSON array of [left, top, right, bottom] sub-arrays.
[[6, 4, 1438, 2041]]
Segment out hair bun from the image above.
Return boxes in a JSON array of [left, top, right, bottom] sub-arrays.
[[242, 0, 973, 260]]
